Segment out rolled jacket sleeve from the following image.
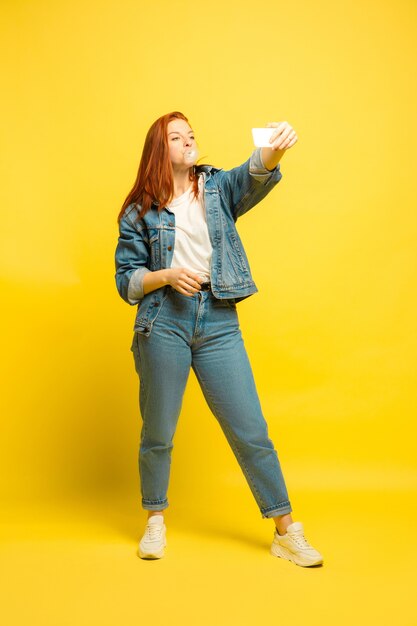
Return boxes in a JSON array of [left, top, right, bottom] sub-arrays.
[[115, 208, 151, 305], [127, 267, 150, 304], [249, 147, 281, 181]]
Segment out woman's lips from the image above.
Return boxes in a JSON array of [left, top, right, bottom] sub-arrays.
[[184, 148, 198, 162]]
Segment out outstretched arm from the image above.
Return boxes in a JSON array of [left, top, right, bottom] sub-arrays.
[[261, 121, 298, 171]]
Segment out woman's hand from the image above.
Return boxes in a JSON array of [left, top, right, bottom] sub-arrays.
[[266, 121, 298, 151], [166, 267, 203, 296], [261, 121, 298, 171], [143, 268, 203, 296]]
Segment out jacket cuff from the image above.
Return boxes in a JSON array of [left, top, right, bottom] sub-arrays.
[[249, 147, 281, 181], [127, 267, 151, 304]]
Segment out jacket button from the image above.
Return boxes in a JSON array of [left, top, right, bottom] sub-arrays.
[[154, 301, 160, 307], [168, 222, 174, 227], [167, 245, 172, 251]]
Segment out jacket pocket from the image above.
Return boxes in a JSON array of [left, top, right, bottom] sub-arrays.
[[133, 287, 169, 336], [148, 229, 160, 270], [227, 232, 249, 274]]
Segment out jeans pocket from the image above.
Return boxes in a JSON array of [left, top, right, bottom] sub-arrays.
[[223, 297, 237, 310], [130, 332, 137, 352], [131, 331, 142, 376], [211, 296, 237, 312]]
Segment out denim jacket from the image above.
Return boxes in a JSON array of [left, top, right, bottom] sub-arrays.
[[115, 147, 283, 336]]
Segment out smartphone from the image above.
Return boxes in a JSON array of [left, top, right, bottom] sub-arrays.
[[251, 127, 276, 147]]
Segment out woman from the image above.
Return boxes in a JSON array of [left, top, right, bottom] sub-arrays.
[[115, 111, 323, 567]]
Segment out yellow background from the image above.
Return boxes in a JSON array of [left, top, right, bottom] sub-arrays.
[[1, 0, 416, 624]]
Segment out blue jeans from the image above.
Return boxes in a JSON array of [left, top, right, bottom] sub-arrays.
[[131, 286, 292, 519]]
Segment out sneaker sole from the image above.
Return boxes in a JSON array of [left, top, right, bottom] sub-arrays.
[[137, 546, 165, 559], [270, 542, 323, 567], [137, 540, 167, 559]]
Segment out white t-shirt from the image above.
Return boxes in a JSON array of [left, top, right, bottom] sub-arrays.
[[166, 174, 212, 282]]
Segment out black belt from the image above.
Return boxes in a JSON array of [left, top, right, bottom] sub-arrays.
[[199, 281, 211, 291]]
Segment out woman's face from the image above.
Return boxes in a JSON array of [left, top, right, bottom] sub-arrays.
[[167, 119, 197, 168]]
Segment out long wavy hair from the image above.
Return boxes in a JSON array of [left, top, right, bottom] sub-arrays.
[[117, 111, 200, 222]]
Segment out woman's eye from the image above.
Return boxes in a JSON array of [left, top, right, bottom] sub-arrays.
[[171, 136, 195, 141]]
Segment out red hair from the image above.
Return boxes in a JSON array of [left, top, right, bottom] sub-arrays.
[[118, 111, 200, 222]]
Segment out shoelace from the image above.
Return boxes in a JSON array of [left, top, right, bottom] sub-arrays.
[[145, 523, 163, 541], [288, 531, 311, 549]]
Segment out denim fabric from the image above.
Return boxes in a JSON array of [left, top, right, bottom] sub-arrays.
[[115, 148, 283, 337], [130, 286, 293, 519]]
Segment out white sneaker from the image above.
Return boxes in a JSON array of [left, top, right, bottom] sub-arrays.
[[271, 521, 323, 567], [138, 514, 167, 559]]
